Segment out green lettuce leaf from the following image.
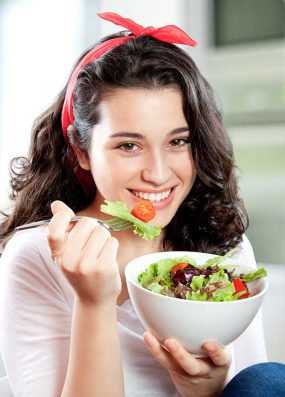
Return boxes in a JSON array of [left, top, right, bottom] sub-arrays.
[[190, 275, 206, 291], [100, 200, 161, 240], [147, 282, 164, 294], [186, 290, 208, 301], [138, 263, 158, 287], [207, 269, 229, 284], [211, 283, 236, 302], [240, 267, 267, 283]]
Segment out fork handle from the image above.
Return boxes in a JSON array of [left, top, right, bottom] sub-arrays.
[[15, 216, 110, 231]]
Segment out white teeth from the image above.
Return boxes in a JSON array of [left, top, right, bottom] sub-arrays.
[[132, 189, 171, 202]]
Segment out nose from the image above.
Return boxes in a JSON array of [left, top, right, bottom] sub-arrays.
[[141, 149, 172, 186]]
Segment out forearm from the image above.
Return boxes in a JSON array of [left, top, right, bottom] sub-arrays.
[[61, 298, 124, 397]]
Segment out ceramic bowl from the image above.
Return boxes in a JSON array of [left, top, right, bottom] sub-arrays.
[[125, 251, 268, 355]]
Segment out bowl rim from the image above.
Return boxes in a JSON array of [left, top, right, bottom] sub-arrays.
[[125, 250, 269, 305]]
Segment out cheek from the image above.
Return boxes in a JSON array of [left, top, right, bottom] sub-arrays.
[[175, 152, 196, 183], [89, 153, 138, 188]]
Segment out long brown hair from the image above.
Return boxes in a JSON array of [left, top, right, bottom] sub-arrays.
[[0, 32, 248, 253]]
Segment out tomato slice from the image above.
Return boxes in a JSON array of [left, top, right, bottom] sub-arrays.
[[170, 263, 189, 277], [131, 199, 156, 222], [233, 278, 250, 299]]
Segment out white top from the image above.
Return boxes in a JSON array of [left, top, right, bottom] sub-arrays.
[[0, 227, 267, 397]]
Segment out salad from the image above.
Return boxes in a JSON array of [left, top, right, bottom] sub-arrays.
[[100, 199, 161, 240], [138, 253, 267, 302]]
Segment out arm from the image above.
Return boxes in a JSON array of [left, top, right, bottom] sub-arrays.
[[0, 225, 124, 397], [61, 299, 123, 397], [0, 230, 71, 397], [47, 201, 124, 397]]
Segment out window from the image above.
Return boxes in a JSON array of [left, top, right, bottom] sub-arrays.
[[214, 0, 285, 47]]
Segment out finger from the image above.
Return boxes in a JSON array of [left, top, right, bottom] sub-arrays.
[[47, 201, 74, 258], [51, 201, 75, 233], [143, 332, 183, 373], [61, 218, 104, 271], [47, 211, 74, 259], [69, 221, 111, 273], [202, 341, 231, 367], [50, 200, 74, 217], [96, 235, 119, 271], [164, 338, 210, 376]]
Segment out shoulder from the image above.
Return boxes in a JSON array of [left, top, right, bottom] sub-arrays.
[[1, 226, 50, 268], [229, 234, 257, 269], [0, 226, 73, 302]]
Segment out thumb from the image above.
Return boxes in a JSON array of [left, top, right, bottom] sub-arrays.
[[50, 200, 75, 217]]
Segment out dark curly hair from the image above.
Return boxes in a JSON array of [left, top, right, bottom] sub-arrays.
[[0, 31, 248, 253]]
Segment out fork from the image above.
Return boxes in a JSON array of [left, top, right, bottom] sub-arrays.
[[15, 215, 133, 232]]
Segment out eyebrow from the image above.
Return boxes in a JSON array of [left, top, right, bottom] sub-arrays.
[[110, 127, 189, 139]]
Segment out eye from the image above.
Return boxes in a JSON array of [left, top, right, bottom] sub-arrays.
[[170, 138, 191, 148], [116, 142, 140, 152]]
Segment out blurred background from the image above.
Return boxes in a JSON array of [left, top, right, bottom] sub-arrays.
[[1, 0, 284, 264], [0, 0, 284, 367]]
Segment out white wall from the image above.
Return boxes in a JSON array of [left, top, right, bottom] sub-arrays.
[[0, 0, 85, 208]]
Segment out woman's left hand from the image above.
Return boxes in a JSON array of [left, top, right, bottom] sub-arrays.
[[143, 332, 231, 397]]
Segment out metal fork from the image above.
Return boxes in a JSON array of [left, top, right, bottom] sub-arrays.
[[15, 215, 133, 232]]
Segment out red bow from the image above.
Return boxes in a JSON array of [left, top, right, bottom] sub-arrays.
[[98, 12, 197, 46]]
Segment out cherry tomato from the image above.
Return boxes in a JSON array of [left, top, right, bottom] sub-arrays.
[[131, 199, 156, 222]]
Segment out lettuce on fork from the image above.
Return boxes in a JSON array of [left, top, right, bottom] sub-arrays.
[[100, 200, 161, 240]]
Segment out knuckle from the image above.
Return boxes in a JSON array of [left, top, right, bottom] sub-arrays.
[[79, 218, 110, 238], [61, 255, 77, 271], [79, 217, 97, 227], [47, 232, 64, 247], [174, 348, 185, 362], [51, 210, 71, 225]]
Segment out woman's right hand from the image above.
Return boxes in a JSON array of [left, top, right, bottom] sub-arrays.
[[47, 200, 121, 306]]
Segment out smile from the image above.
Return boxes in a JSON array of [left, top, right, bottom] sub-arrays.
[[128, 187, 176, 210], [130, 189, 172, 202]]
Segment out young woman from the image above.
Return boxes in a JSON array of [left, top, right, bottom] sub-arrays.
[[0, 12, 274, 397]]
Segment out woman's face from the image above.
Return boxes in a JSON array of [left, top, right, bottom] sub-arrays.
[[81, 87, 196, 228]]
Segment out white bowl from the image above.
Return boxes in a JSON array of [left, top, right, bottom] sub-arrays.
[[125, 251, 268, 355]]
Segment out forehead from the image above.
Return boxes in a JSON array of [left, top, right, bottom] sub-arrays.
[[96, 87, 187, 137]]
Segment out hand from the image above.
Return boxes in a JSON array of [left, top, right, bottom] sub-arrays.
[[47, 200, 121, 306], [144, 332, 231, 397]]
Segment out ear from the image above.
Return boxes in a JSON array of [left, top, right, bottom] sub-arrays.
[[71, 145, 91, 171]]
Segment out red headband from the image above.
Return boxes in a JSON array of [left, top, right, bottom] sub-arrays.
[[61, 12, 197, 137]]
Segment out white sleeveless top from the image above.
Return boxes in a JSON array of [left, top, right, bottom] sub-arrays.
[[0, 227, 267, 397]]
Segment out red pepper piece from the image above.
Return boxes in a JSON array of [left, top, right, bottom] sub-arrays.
[[233, 278, 250, 299]]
